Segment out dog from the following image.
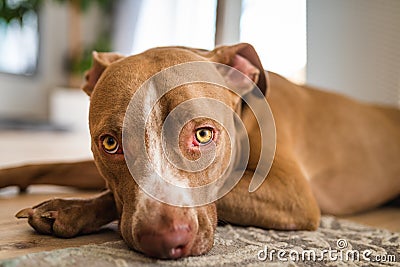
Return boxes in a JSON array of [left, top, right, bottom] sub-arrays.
[[1, 43, 399, 259]]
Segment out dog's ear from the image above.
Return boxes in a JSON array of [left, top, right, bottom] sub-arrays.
[[209, 43, 268, 97], [82, 51, 125, 96]]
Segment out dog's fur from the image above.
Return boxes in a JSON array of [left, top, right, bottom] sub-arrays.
[[1, 43, 399, 259]]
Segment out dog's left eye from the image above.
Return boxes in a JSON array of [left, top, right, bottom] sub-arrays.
[[102, 135, 120, 154], [195, 128, 213, 145]]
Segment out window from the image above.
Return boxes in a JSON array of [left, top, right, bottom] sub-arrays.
[[0, 9, 39, 75], [131, 0, 217, 54], [240, 0, 307, 83], [127, 0, 307, 83]]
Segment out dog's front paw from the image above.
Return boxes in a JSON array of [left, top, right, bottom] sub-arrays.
[[16, 198, 95, 238]]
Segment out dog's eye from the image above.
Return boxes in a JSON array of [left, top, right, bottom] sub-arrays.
[[195, 128, 213, 145], [102, 135, 119, 154]]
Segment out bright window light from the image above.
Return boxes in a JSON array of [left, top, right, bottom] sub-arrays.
[[0, 12, 39, 75], [240, 0, 307, 83], [131, 0, 217, 54]]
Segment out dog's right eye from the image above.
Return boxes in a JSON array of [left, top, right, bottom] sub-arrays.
[[101, 135, 120, 154]]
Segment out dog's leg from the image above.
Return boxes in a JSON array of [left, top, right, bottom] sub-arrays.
[[0, 161, 105, 192], [15, 190, 118, 237], [217, 154, 320, 230]]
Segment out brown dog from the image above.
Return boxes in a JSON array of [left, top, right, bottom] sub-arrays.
[[1, 43, 399, 259]]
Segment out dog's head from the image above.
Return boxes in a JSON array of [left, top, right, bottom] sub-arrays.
[[82, 43, 267, 259]]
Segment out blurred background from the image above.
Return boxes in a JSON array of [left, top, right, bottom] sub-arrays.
[[0, 0, 399, 166]]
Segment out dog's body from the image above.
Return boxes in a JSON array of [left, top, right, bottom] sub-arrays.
[[1, 43, 399, 259]]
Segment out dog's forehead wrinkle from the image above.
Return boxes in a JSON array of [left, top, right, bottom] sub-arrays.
[[151, 85, 237, 125]]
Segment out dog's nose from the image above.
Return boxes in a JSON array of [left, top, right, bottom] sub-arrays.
[[137, 223, 193, 259]]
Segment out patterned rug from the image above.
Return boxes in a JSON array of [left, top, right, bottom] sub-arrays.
[[1, 216, 399, 267]]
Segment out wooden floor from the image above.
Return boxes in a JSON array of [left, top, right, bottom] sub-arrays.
[[0, 186, 121, 260], [1, 185, 399, 261]]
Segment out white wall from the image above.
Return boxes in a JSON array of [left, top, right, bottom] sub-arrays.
[[307, 0, 400, 107]]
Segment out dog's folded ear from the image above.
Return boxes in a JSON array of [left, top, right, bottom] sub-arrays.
[[209, 43, 268, 97], [82, 51, 125, 96]]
